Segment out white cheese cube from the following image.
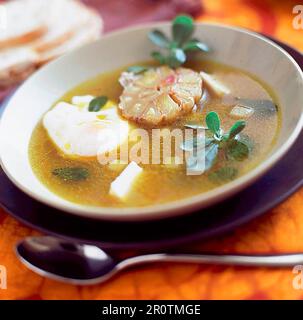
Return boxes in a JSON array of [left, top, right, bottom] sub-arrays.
[[200, 71, 231, 97], [110, 162, 143, 199], [230, 104, 254, 119]]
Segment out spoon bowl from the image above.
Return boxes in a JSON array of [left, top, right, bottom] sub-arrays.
[[16, 236, 118, 284]]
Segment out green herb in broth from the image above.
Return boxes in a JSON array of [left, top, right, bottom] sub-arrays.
[[227, 120, 246, 140], [148, 15, 210, 68], [52, 167, 89, 182], [182, 111, 250, 176], [88, 96, 108, 112], [208, 167, 238, 183]]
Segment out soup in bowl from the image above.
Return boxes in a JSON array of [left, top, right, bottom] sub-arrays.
[[0, 19, 302, 221]]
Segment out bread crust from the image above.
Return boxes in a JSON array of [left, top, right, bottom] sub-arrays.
[[0, 26, 48, 50]]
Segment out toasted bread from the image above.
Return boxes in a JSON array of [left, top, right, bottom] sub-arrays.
[[0, 0, 48, 50]]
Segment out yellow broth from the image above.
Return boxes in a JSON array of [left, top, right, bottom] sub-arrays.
[[29, 60, 280, 207]]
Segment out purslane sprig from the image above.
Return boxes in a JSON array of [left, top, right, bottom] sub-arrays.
[[148, 15, 210, 68], [181, 111, 252, 179]]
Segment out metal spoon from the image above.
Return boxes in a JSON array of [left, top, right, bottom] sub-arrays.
[[16, 236, 303, 285]]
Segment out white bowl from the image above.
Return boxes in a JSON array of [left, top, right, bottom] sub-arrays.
[[0, 22, 303, 221]]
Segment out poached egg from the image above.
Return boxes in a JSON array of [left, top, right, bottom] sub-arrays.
[[43, 96, 129, 157]]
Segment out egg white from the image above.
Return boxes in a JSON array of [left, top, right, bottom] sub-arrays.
[[43, 98, 129, 157]]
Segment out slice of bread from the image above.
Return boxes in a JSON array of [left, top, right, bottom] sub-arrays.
[[38, 13, 102, 64], [0, 47, 38, 87], [0, 0, 48, 49], [0, 0, 103, 88], [33, 0, 99, 53]]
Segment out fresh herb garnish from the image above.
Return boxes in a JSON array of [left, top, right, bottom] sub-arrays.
[[127, 66, 150, 74], [226, 139, 250, 161], [52, 167, 89, 181], [88, 96, 108, 112], [148, 15, 210, 68], [208, 167, 238, 183], [180, 111, 250, 177]]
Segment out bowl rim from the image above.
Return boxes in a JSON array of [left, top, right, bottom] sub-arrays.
[[1, 22, 303, 221]]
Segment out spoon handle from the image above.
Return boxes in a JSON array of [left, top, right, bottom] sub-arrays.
[[120, 253, 303, 269]]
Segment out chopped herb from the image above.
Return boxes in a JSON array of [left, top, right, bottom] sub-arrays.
[[208, 167, 238, 183], [148, 15, 210, 68], [52, 167, 89, 181], [127, 65, 150, 74], [88, 96, 108, 112]]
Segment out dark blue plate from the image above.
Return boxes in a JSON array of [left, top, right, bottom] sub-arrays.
[[0, 37, 302, 250]]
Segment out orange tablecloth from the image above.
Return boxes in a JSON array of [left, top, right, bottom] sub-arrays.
[[0, 0, 303, 300]]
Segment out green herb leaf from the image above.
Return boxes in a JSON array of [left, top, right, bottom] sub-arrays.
[[206, 111, 221, 136], [172, 15, 194, 46], [151, 51, 166, 64], [127, 65, 149, 74], [183, 40, 210, 52], [166, 48, 186, 68], [236, 134, 254, 152], [52, 167, 89, 181], [228, 120, 246, 140], [88, 96, 108, 112], [226, 140, 249, 161], [148, 30, 170, 48], [209, 167, 238, 183]]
